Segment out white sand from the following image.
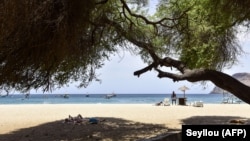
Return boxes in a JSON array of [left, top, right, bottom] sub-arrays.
[[1, 104, 250, 135]]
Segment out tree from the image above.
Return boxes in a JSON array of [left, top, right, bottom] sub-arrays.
[[132, 0, 250, 103], [0, 0, 118, 92], [1, 0, 250, 103]]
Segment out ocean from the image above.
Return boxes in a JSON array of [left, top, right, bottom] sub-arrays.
[[0, 93, 239, 105]]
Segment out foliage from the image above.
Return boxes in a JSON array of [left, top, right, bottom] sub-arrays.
[[0, 0, 116, 92], [156, 0, 245, 70], [0, 0, 250, 92]]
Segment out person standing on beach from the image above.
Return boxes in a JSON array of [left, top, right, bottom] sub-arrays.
[[171, 91, 177, 105]]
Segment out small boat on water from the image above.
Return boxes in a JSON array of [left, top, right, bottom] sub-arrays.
[[0, 94, 8, 97], [23, 93, 30, 99], [60, 94, 69, 99], [105, 93, 116, 99]]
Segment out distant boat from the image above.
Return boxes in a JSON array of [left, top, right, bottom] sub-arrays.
[[61, 94, 69, 99], [0, 94, 7, 97], [1, 91, 9, 97], [105, 93, 116, 99], [85, 94, 89, 97], [25, 93, 30, 99]]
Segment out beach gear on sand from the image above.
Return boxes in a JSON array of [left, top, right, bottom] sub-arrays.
[[88, 118, 98, 124], [63, 115, 100, 125], [192, 101, 204, 107]]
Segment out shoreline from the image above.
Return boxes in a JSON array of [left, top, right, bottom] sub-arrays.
[[1, 104, 250, 140], [0, 93, 235, 105], [0, 102, 248, 105]]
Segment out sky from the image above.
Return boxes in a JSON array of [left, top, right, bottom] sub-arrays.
[[41, 37, 249, 95], [31, 1, 250, 95]]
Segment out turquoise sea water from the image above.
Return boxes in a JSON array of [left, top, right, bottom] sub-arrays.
[[0, 93, 239, 105]]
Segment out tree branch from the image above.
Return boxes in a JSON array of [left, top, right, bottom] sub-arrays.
[[102, 16, 160, 61], [160, 57, 186, 73], [134, 56, 250, 104], [155, 68, 186, 82], [134, 62, 158, 77], [120, 0, 191, 28]]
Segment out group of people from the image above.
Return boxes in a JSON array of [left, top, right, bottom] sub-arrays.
[[63, 114, 100, 125]]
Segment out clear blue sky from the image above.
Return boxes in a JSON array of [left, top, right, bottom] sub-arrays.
[[31, 1, 250, 95]]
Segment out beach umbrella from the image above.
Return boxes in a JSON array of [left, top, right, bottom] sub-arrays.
[[178, 85, 189, 98]]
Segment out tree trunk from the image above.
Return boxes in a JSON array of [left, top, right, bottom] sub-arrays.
[[204, 70, 250, 104]]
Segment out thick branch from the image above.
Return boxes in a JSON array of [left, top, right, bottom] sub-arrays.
[[160, 57, 186, 73], [156, 68, 186, 82], [135, 56, 250, 104], [134, 57, 187, 77], [155, 68, 210, 82], [134, 62, 158, 77], [156, 68, 250, 104]]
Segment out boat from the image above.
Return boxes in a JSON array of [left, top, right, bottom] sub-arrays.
[[0, 94, 8, 97], [60, 94, 69, 99], [24, 93, 30, 99], [105, 93, 116, 99], [85, 93, 90, 97]]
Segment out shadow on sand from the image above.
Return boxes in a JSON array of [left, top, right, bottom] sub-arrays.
[[0, 117, 171, 141], [182, 115, 250, 125], [0, 116, 249, 141]]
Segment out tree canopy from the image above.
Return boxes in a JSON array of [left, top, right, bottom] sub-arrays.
[[1, 0, 250, 103]]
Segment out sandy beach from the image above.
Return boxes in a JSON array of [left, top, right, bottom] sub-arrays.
[[0, 104, 250, 140]]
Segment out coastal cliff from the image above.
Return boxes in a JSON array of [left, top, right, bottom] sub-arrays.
[[210, 72, 250, 94]]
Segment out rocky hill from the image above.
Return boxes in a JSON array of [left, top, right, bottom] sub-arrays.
[[210, 72, 250, 94]]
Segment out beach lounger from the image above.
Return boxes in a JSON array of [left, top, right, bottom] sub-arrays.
[[162, 98, 171, 106], [222, 98, 229, 104], [192, 101, 204, 107]]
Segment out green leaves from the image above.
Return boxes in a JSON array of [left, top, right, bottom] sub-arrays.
[[155, 0, 243, 70], [0, 0, 248, 92]]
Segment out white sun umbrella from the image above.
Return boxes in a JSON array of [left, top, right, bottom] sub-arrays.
[[178, 85, 189, 98]]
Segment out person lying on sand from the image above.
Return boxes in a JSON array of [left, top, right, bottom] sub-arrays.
[[63, 114, 86, 124], [155, 101, 162, 106], [63, 114, 105, 125]]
